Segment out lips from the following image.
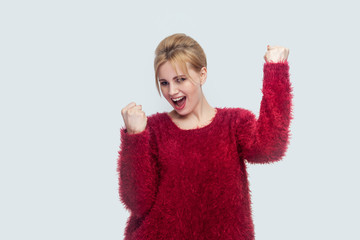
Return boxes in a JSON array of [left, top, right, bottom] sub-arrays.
[[172, 96, 186, 109]]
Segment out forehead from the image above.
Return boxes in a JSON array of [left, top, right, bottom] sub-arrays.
[[158, 61, 190, 77]]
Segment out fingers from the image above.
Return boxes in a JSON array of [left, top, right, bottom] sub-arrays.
[[121, 102, 143, 115], [264, 45, 290, 63], [267, 45, 290, 52], [131, 105, 143, 112], [126, 102, 136, 108], [267, 45, 283, 50]]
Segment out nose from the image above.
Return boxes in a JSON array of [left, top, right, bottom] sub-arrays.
[[169, 83, 179, 96]]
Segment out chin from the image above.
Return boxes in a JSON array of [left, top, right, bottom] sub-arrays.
[[175, 108, 191, 116]]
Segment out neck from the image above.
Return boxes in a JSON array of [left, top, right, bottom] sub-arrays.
[[174, 94, 215, 123]]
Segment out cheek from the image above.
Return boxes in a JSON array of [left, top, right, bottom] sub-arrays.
[[160, 87, 168, 96], [184, 83, 197, 93], [165, 96, 173, 104], [188, 86, 201, 97]]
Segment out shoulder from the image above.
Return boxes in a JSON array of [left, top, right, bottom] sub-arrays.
[[216, 107, 257, 134], [218, 107, 256, 121], [146, 111, 168, 130]]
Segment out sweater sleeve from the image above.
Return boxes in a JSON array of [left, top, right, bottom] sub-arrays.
[[236, 61, 294, 164], [117, 124, 160, 217]]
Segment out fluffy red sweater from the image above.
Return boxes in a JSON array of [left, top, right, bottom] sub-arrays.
[[117, 61, 293, 240]]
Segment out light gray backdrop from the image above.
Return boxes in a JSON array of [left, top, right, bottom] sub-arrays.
[[1, 0, 359, 239]]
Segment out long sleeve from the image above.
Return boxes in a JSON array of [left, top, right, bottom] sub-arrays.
[[117, 124, 160, 217], [236, 61, 294, 164]]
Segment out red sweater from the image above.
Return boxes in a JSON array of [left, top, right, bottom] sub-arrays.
[[117, 61, 293, 240]]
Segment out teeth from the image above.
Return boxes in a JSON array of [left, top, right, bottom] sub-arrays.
[[172, 96, 185, 101]]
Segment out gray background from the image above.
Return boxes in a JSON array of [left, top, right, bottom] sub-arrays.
[[1, 0, 359, 239]]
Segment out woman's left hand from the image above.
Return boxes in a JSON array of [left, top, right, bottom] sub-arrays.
[[264, 45, 289, 63]]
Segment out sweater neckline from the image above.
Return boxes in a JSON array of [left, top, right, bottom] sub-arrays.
[[164, 107, 221, 133]]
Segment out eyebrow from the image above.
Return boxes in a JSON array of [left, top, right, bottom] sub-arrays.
[[158, 75, 186, 81]]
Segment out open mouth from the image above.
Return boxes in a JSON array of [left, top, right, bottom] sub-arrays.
[[172, 96, 186, 108]]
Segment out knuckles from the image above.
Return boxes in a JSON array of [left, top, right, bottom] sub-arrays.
[[264, 46, 289, 62]]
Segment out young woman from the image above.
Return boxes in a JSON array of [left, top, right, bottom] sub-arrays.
[[118, 33, 292, 240]]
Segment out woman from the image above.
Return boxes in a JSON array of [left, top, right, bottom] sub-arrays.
[[118, 33, 292, 240]]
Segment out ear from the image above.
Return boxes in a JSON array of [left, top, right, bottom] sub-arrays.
[[199, 67, 207, 86]]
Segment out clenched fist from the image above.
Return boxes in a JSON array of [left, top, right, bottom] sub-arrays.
[[264, 45, 289, 63], [121, 102, 148, 135]]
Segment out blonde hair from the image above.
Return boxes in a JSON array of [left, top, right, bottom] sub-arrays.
[[154, 33, 207, 97]]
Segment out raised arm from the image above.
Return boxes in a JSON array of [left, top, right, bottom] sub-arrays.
[[117, 126, 160, 217], [236, 58, 293, 164]]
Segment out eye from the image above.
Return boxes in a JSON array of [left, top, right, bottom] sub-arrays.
[[160, 81, 168, 86], [177, 77, 186, 82]]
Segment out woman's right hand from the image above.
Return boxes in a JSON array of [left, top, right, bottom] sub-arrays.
[[121, 102, 148, 135], [264, 45, 289, 63]]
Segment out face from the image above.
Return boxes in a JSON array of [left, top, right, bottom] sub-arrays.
[[158, 61, 206, 116]]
